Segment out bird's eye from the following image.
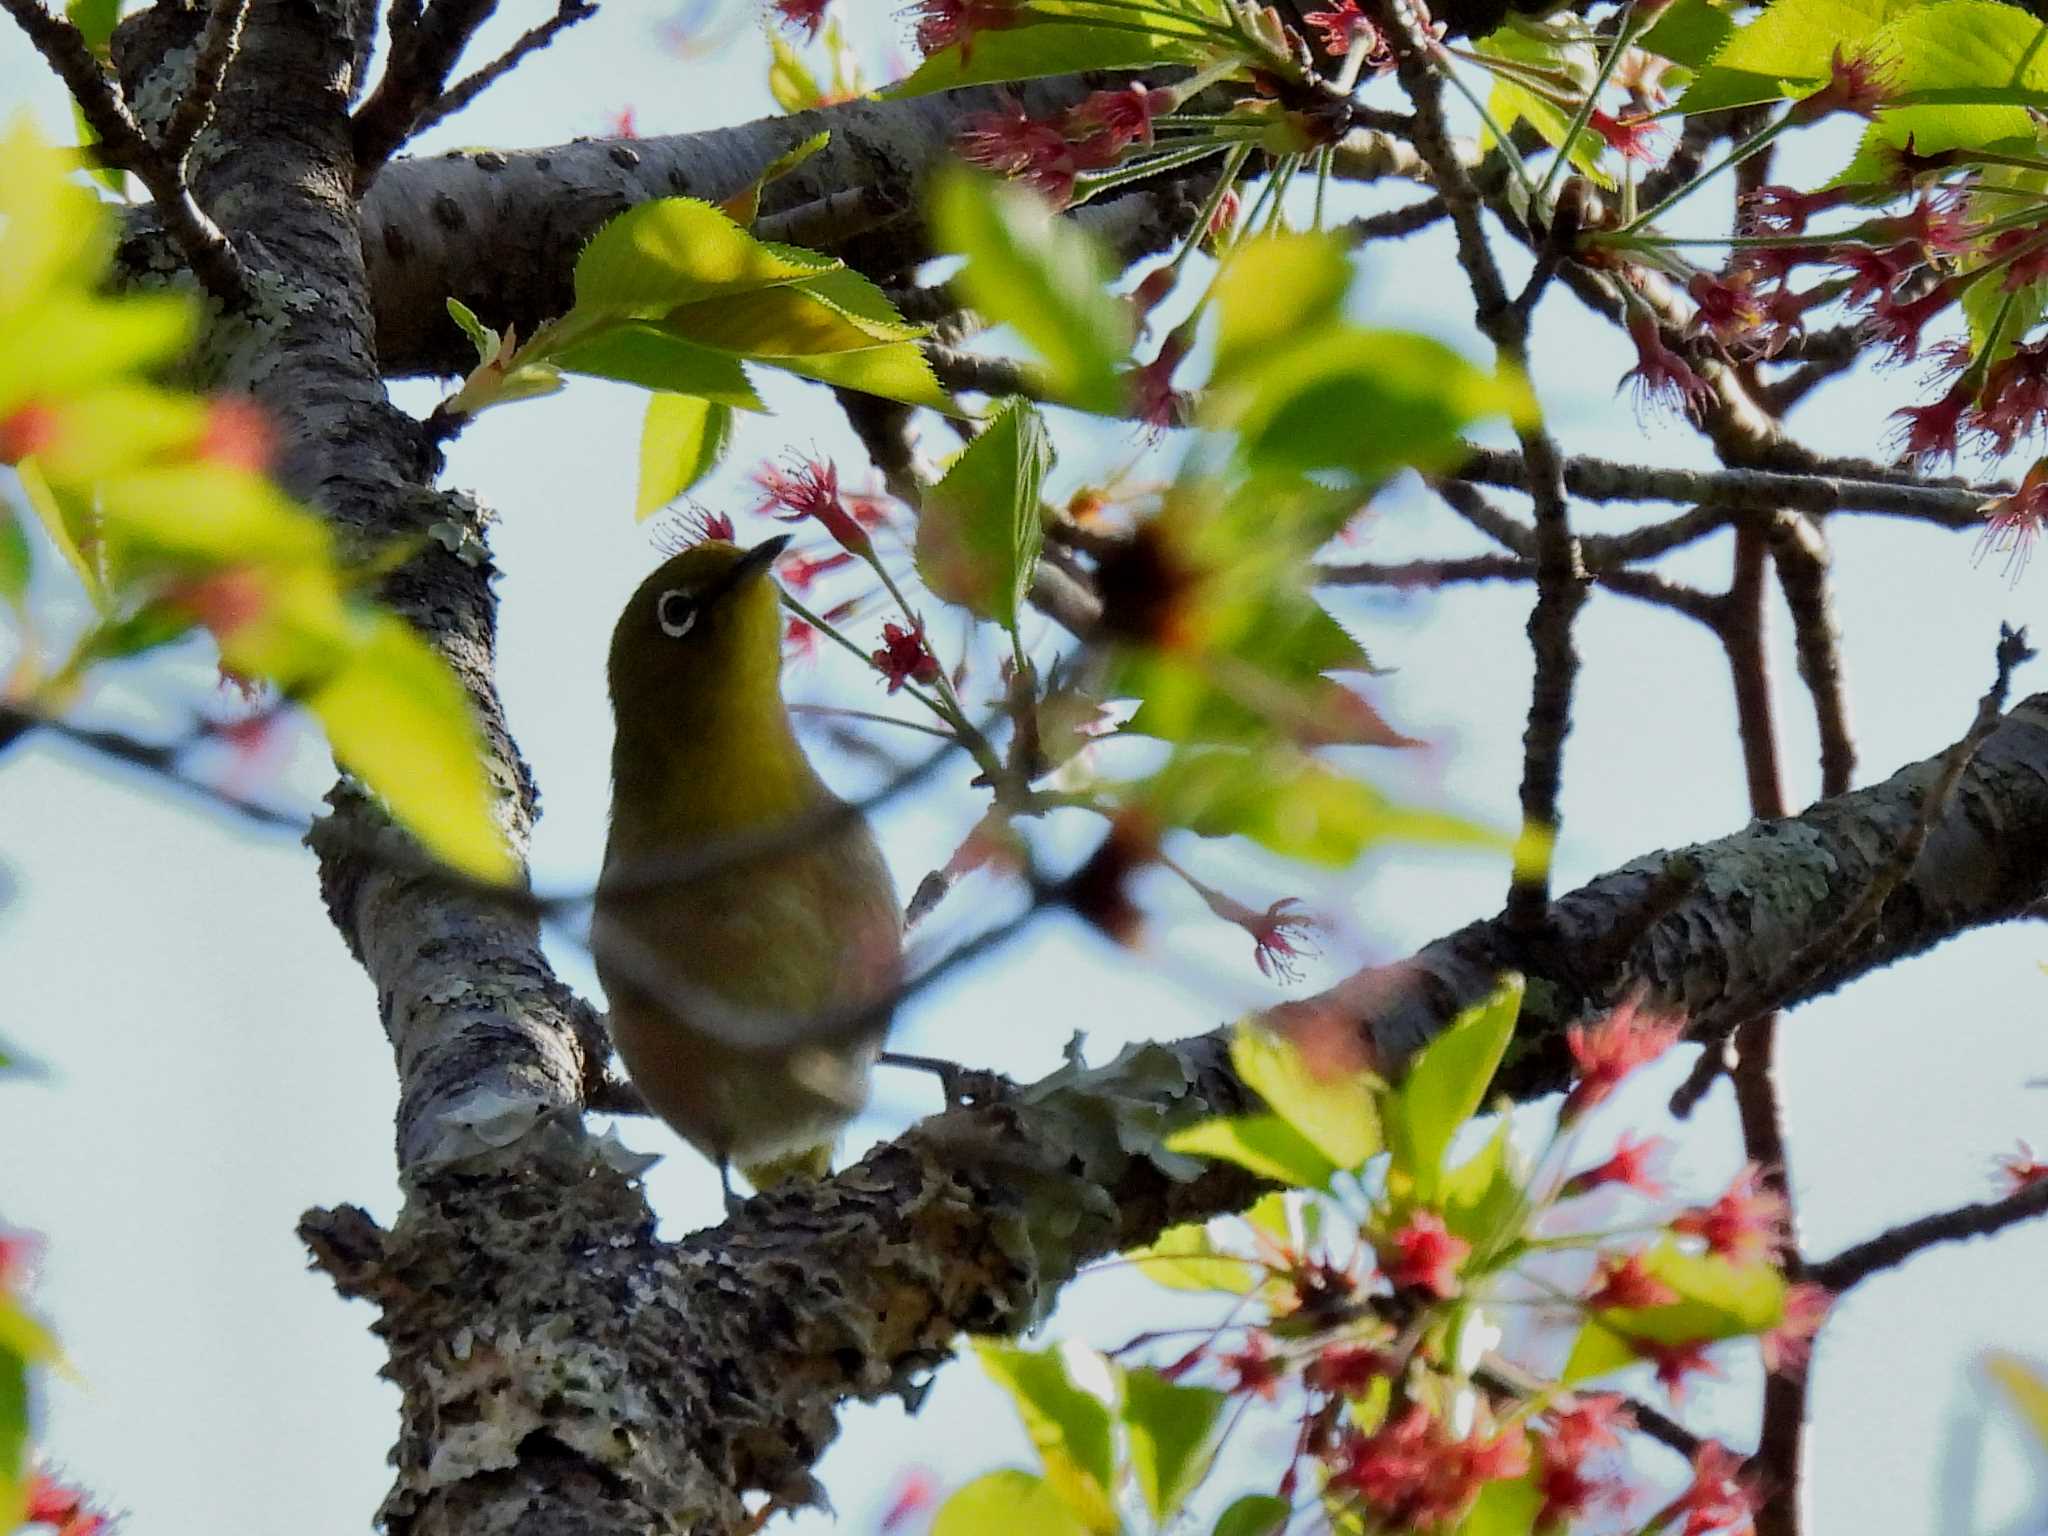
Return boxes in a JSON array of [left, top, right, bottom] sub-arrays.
[[656, 589, 698, 639]]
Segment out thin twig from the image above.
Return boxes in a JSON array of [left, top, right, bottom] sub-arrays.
[[1767, 513, 1855, 797], [159, 0, 252, 166], [0, 0, 247, 302], [1457, 446, 1999, 528], [413, 1, 600, 135], [352, 0, 506, 189], [1805, 1177, 2048, 1294]]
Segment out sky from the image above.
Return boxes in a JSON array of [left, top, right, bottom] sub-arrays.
[[3, 5, 2048, 1534]]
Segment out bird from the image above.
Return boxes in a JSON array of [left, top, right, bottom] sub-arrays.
[[592, 533, 903, 1204]]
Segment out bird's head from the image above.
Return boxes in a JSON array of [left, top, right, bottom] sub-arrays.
[[606, 534, 792, 727]]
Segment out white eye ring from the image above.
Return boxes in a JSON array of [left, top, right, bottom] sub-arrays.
[[656, 589, 698, 638]]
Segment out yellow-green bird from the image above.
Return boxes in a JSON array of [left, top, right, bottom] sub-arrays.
[[593, 534, 903, 1200]]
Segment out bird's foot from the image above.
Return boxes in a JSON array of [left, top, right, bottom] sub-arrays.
[[879, 1050, 1011, 1109]]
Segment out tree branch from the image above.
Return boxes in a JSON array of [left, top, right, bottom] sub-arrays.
[[411, 0, 599, 137], [1805, 1178, 2048, 1294]]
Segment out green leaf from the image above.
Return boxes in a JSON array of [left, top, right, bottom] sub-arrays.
[[1165, 1113, 1339, 1188], [0, 291, 195, 411], [1229, 1019, 1380, 1171], [0, 118, 110, 311], [1211, 233, 1354, 388], [1456, 1471, 1545, 1536], [95, 464, 333, 568], [1139, 746, 1505, 866], [447, 297, 497, 364], [1877, 0, 2048, 108], [932, 1471, 1093, 1536], [0, 1351, 25, 1530], [636, 393, 734, 517], [0, 501, 31, 609], [553, 324, 767, 407], [1211, 1493, 1290, 1536], [931, 167, 1135, 414], [884, 6, 1212, 97], [572, 197, 837, 316], [1677, 0, 1923, 114], [756, 340, 960, 413], [1384, 975, 1523, 1204], [307, 612, 514, 882], [975, 1342, 1120, 1534], [1563, 1241, 1789, 1384], [1438, 1116, 1526, 1251], [0, 1298, 56, 1368], [664, 282, 920, 357], [1123, 1368, 1225, 1523], [1641, 0, 1737, 70], [1473, 28, 1611, 186], [1123, 1222, 1256, 1293], [1207, 329, 1536, 485], [66, 0, 121, 55], [720, 130, 831, 225], [915, 398, 1050, 631]]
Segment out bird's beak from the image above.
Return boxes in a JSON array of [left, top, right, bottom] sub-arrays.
[[732, 533, 792, 588]]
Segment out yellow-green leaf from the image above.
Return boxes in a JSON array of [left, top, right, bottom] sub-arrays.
[[307, 612, 514, 882], [1987, 1352, 2048, 1452], [636, 393, 734, 517], [931, 166, 1134, 414], [1122, 1368, 1224, 1523], [915, 398, 1050, 631], [1124, 1222, 1256, 1293], [1384, 975, 1523, 1203], [572, 197, 837, 316], [975, 1342, 1120, 1534], [1166, 1113, 1338, 1188], [1229, 1019, 1381, 1171], [932, 1470, 1092, 1536]]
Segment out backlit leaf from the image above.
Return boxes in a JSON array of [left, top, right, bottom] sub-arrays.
[[572, 197, 837, 316], [1385, 975, 1523, 1204], [1124, 1222, 1256, 1293], [975, 1342, 1120, 1533], [307, 612, 514, 882], [915, 398, 1050, 631], [932, 167, 1134, 414], [1123, 1368, 1224, 1523], [1165, 1113, 1339, 1188], [1229, 1019, 1380, 1171], [637, 393, 733, 516], [932, 1471, 1092, 1536]]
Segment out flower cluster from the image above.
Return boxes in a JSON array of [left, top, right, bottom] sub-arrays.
[[1114, 993, 1821, 1534], [958, 84, 1176, 206]]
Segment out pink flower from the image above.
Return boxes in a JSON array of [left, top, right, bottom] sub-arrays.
[[0, 399, 60, 465], [1065, 83, 1174, 162], [1300, 0, 1387, 62], [1305, 1341, 1397, 1396], [755, 455, 874, 555], [197, 396, 275, 471], [1562, 994, 1685, 1121], [1127, 332, 1189, 429], [1686, 270, 1768, 352], [1787, 44, 1895, 123], [1544, 1394, 1630, 1460], [1637, 1336, 1722, 1403], [958, 102, 1078, 205], [777, 548, 856, 591], [1889, 380, 1973, 468], [871, 620, 940, 692], [1588, 108, 1664, 163], [910, 0, 1023, 56], [1533, 1402, 1631, 1532], [1739, 183, 1852, 235], [1973, 344, 2048, 454], [1382, 1210, 1470, 1298], [1671, 1164, 1786, 1265], [772, 0, 832, 36], [1330, 1407, 1528, 1531], [1863, 278, 1958, 360], [1997, 1138, 2048, 1193], [1975, 459, 2048, 584], [1584, 1250, 1680, 1311], [1619, 306, 1714, 421], [1220, 1332, 1286, 1399], [26, 1472, 107, 1536], [880, 1467, 938, 1531], [784, 616, 818, 663], [1562, 1131, 1668, 1199], [1762, 1281, 1831, 1376], [1669, 1440, 1759, 1534]]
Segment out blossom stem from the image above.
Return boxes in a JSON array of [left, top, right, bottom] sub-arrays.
[[1536, 0, 1659, 207], [777, 590, 949, 722], [1169, 141, 1252, 272], [1313, 143, 1334, 230], [1429, 43, 1541, 205], [1616, 115, 1792, 234], [1071, 140, 1236, 207]]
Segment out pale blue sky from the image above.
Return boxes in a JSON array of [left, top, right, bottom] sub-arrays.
[[3, 6, 2047, 1534]]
